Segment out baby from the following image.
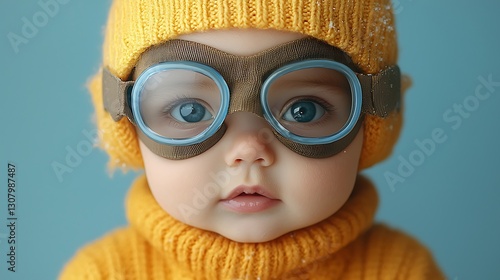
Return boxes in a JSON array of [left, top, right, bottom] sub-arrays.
[[61, 0, 443, 279]]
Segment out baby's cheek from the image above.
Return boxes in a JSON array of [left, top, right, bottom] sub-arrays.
[[287, 158, 357, 215], [143, 165, 192, 217]]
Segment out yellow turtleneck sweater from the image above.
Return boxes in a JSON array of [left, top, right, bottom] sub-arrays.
[[60, 175, 444, 279]]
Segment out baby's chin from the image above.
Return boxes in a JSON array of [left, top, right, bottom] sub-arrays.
[[181, 212, 333, 243], [208, 228, 288, 243], [216, 227, 287, 243]]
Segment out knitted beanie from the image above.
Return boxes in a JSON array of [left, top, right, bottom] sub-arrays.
[[89, 0, 403, 171]]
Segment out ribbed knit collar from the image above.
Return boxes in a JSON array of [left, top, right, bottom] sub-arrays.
[[126, 175, 378, 279]]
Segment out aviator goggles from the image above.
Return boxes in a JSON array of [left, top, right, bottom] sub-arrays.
[[103, 38, 401, 159]]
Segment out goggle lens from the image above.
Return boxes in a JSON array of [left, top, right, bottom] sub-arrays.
[[131, 62, 229, 146], [265, 67, 353, 139], [261, 60, 362, 145]]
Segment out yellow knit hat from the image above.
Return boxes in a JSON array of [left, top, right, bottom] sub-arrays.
[[90, 0, 403, 171]]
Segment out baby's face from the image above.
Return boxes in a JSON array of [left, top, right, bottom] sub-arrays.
[[139, 28, 364, 243]]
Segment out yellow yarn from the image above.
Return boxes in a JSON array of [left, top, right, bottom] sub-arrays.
[[90, 0, 402, 170]]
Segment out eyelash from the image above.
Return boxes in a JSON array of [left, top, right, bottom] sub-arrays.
[[281, 96, 336, 116], [160, 95, 212, 115], [160, 96, 214, 127]]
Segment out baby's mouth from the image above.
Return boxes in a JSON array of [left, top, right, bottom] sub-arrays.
[[221, 186, 280, 213], [223, 186, 277, 200]]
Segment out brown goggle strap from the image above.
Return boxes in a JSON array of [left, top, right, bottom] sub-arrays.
[[103, 38, 401, 121], [102, 38, 401, 159], [357, 65, 401, 118]]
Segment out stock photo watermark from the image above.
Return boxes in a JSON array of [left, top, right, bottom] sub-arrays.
[[7, 0, 71, 54], [385, 74, 499, 192], [4, 163, 18, 273], [393, 0, 416, 14], [51, 128, 99, 183]]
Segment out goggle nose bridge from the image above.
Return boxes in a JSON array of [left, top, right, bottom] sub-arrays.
[[226, 72, 265, 117]]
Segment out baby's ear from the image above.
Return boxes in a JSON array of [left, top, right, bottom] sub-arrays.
[[401, 74, 412, 93]]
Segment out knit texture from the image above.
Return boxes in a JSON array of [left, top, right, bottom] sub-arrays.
[[60, 175, 443, 279], [90, 0, 403, 171]]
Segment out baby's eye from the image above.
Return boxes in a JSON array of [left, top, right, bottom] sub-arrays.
[[281, 100, 326, 123], [170, 101, 213, 123]]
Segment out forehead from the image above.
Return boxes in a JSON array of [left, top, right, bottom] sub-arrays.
[[175, 28, 308, 56]]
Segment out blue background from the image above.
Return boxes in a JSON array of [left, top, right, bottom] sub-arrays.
[[1, 1, 499, 279]]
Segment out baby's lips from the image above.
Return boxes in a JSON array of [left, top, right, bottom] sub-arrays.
[[222, 185, 278, 200]]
